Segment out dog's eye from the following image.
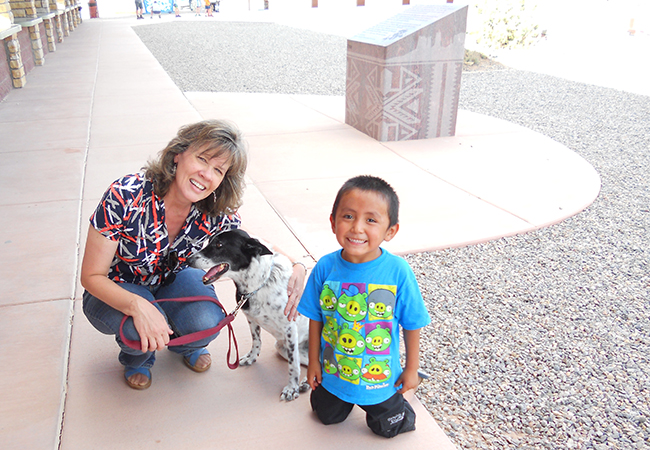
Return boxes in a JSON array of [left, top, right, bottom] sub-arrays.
[[215, 242, 223, 248]]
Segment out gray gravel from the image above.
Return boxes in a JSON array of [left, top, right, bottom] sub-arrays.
[[135, 21, 650, 450], [134, 22, 347, 95]]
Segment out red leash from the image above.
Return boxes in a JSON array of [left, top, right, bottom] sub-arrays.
[[119, 295, 240, 369]]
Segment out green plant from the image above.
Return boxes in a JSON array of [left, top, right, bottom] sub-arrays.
[[471, 0, 544, 50], [464, 49, 482, 66]]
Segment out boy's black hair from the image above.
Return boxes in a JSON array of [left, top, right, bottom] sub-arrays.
[[331, 175, 399, 227]]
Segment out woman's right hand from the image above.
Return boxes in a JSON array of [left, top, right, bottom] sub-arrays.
[[81, 227, 173, 353], [130, 297, 174, 353]]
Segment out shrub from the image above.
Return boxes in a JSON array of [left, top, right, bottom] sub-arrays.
[[470, 0, 544, 50]]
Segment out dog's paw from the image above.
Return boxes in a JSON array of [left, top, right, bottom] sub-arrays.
[[299, 377, 310, 393], [280, 385, 301, 402], [239, 353, 258, 366]]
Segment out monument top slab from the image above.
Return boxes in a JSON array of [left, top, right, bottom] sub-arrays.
[[350, 4, 466, 47]]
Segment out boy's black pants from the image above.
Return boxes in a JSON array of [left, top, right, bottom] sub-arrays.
[[310, 385, 416, 438]]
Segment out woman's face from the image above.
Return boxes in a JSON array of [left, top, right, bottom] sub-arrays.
[[172, 145, 231, 205]]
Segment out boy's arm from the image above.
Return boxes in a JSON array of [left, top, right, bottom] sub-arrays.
[[307, 319, 323, 390], [395, 328, 421, 394]]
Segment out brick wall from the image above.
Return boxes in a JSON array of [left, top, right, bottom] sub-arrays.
[[0, 0, 14, 22], [54, 12, 62, 41], [0, 39, 11, 99], [33, 0, 52, 13], [9, 0, 37, 19], [17, 28, 34, 74], [38, 19, 47, 54], [4, 33, 27, 88], [28, 23, 44, 64], [0, 0, 83, 101]]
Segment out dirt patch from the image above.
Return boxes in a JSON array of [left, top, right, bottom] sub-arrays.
[[463, 49, 507, 72]]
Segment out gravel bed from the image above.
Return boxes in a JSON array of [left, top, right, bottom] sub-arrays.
[[135, 22, 650, 450], [134, 22, 347, 95], [413, 71, 650, 450]]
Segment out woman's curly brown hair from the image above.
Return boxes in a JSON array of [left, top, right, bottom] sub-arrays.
[[144, 120, 248, 216]]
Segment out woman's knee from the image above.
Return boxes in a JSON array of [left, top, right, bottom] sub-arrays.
[[83, 285, 156, 338], [183, 301, 224, 332], [83, 291, 122, 335], [161, 299, 225, 337], [119, 316, 142, 341]]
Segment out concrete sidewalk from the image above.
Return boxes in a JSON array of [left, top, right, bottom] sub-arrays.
[[0, 13, 599, 450]]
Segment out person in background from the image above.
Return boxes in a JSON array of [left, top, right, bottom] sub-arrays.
[[135, 0, 145, 19], [151, 0, 161, 18], [204, 0, 212, 17]]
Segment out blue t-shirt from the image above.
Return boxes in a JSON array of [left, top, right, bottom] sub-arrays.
[[298, 249, 431, 405]]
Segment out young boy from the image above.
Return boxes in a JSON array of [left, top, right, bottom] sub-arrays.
[[298, 175, 431, 438]]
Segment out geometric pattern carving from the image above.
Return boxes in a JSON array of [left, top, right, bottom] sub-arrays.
[[345, 4, 468, 141]]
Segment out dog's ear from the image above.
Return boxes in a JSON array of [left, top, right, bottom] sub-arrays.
[[245, 238, 273, 257]]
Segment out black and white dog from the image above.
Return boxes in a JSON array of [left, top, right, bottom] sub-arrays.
[[188, 229, 310, 401]]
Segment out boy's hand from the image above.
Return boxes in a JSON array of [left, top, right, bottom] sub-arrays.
[[397, 328, 422, 394], [307, 360, 322, 391], [395, 368, 420, 394], [307, 319, 324, 390]]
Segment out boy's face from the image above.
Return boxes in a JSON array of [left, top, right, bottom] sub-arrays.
[[330, 188, 399, 264]]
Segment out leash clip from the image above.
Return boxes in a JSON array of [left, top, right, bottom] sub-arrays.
[[230, 294, 250, 317]]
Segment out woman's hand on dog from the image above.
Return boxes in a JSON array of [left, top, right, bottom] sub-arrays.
[[285, 263, 307, 321]]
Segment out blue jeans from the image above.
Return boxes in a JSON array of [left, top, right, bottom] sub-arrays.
[[83, 267, 225, 369]]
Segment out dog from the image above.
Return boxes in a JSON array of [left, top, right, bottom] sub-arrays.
[[188, 229, 310, 401]]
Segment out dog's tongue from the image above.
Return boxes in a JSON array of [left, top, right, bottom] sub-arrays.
[[203, 263, 229, 285]]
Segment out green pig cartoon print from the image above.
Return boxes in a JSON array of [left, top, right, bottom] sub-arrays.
[[323, 346, 338, 375], [336, 323, 365, 356], [365, 323, 391, 354], [337, 284, 367, 322], [319, 284, 337, 312], [361, 357, 391, 384], [322, 316, 338, 346], [367, 288, 396, 321], [336, 355, 362, 384]]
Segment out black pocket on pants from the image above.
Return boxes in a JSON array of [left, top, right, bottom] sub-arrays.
[[363, 393, 416, 438]]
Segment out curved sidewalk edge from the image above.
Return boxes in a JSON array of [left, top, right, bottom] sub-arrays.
[[185, 92, 601, 260]]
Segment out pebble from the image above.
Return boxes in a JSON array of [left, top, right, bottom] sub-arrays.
[[134, 21, 650, 450]]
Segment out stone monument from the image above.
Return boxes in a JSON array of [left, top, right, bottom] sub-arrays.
[[346, 4, 468, 141]]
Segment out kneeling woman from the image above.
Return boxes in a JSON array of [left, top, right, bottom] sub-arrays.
[[80, 120, 306, 389]]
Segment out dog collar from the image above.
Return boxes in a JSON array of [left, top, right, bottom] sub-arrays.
[[235, 256, 274, 310]]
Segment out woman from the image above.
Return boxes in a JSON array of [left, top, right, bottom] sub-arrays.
[[80, 120, 306, 390]]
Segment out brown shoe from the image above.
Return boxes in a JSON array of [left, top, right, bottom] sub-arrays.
[[124, 366, 152, 390], [183, 348, 211, 373]]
